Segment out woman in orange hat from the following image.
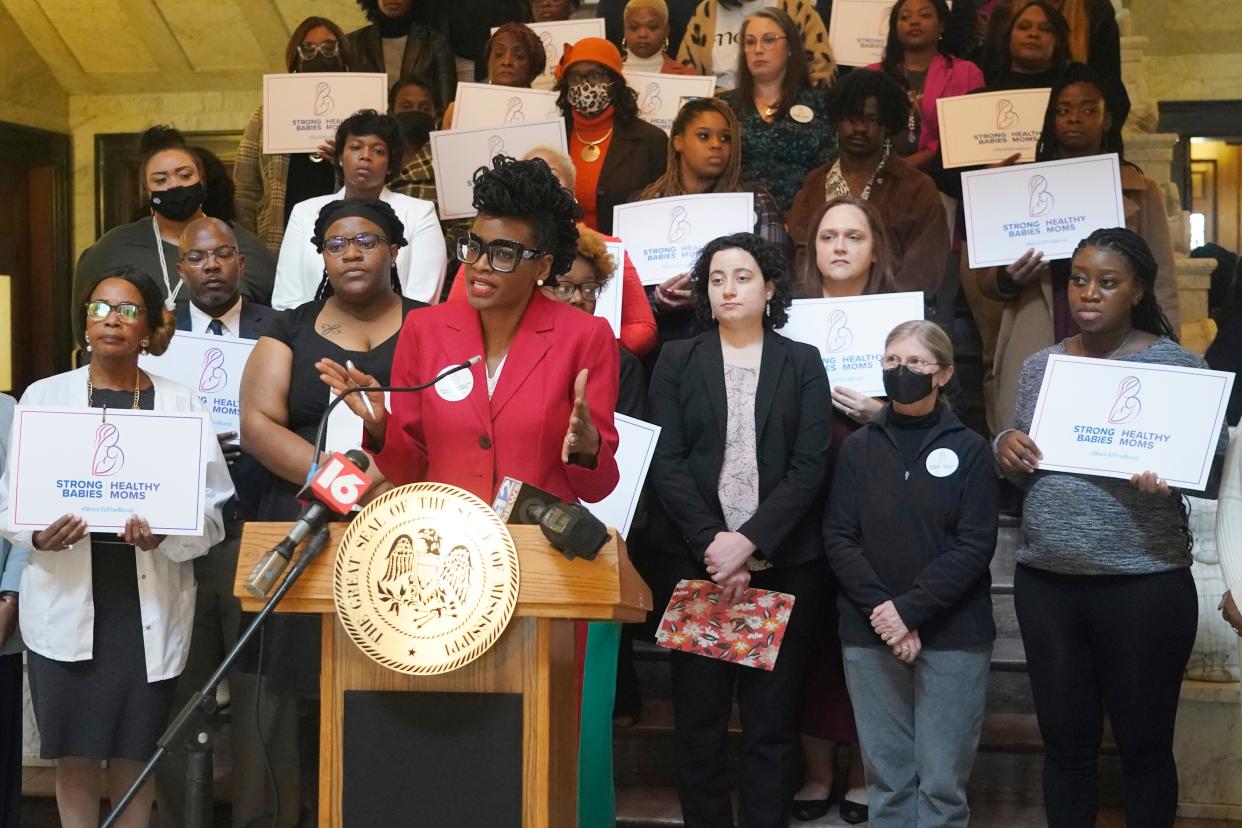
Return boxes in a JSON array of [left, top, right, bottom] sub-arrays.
[[554, 37, 668, 235]]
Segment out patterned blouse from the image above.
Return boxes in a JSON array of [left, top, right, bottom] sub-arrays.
[[720, 86, 837, 214], [718, 363, 769, 570]]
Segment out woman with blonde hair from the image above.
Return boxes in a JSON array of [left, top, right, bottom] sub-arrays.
[[622, 0, 700, 74], [827, 319, 998, 828]]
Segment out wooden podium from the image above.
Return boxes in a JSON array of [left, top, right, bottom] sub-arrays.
[[234, 522, 651, 828]]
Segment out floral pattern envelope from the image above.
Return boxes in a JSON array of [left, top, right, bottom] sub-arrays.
[[655, 579, 796, 671]]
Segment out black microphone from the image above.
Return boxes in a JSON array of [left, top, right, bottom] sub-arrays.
[[242, 449, 371, 598]]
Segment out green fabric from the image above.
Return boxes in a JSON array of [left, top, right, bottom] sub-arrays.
[[577, 621, 620, 827]]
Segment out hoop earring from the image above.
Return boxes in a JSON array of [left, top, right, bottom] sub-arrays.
[[140, 338, 150, 354]]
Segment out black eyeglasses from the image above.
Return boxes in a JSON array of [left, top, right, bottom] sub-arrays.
[[547, 281, 602, 301], [298, 41, 340, 60], [181, 245, 238, 268], [323, 233, 390, 256], [456, 233, 546, 274], [84, 300, 146, 323]]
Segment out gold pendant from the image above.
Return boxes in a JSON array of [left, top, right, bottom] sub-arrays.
[[580, 144, 601, 163]]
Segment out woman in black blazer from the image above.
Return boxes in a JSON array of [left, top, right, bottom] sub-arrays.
[[648, 232, 831, 828]]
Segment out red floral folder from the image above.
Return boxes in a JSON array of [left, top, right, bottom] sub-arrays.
[[655, 579, 796, 671]]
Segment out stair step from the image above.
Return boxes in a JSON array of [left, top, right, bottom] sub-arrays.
[[991, 635, 1027, 672]]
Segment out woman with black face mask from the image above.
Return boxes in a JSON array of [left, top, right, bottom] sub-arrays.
[[233, 16, 354, 256], [825, 319, 998, 828], [74, 125, 276, 330]]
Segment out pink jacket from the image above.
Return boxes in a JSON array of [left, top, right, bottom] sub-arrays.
[[868, 53, 985, 154]]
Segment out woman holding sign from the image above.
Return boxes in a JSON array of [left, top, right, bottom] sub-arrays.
[[0, 266, 231, 828], [648, 232, 830, 828], [973, 62, 1177, 433], [994, 228, 1227, 828]]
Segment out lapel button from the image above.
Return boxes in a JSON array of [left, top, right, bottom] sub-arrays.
[[479, 435, 492, 450]]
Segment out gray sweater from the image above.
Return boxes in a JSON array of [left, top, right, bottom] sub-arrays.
[[1002, 338, 1228, 576]]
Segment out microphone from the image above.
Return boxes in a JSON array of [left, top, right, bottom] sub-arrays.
[[243, 449, 372, 598], [491, 476, 610, 561]]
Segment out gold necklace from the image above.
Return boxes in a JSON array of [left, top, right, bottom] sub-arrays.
[[577, 127, 613, 162], [88, 366, 142, 409]]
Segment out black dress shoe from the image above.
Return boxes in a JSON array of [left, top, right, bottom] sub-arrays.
[[839, 799, 869, 824], [791, 794, 835, 822]]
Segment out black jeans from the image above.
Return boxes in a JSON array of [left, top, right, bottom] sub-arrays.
[[670, 560, 824, 828], [1014, 564, 1197, 828]]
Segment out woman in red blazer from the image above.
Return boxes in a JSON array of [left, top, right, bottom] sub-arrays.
[[325, 155, 620, 506]]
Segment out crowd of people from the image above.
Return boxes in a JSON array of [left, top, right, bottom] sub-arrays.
[[0, 0, 1240, 827]]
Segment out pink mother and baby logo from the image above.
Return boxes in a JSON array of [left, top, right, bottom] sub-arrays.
[[1107, 376, 1142, 425], [91, 423, 125, 477], [198, 347, 228, 394]]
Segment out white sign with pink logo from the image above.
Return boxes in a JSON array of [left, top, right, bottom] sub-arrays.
[[1028, 355, 1234, 491], [7, 406, 211, 534], [783, 292, 925, 397], [142, 332, 257, 435]]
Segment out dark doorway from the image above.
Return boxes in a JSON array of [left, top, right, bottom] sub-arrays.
[[0, 121, 72, 397]]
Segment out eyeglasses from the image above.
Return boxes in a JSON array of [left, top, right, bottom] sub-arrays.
[[84, 300, 146, 323], [742, 33, 787, 51], [456, 233, 546, 274], [882, 355, 940, 372], [181, 245, 238, 268], [565, 69, 612, 85], [297, 41, 340, 60], [548, 281, 603, 301], [323, 233, 390, 256]]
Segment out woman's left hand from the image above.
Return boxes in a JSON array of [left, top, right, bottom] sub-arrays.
[[832, 386, 883, 424], [562, 369, 600, 466], [871, 600, 909, 643], [717, 569, 752, 606], [891, 629, 922, 663], [1130, 470, 1170, 496], [121, 515, 165, 552], [704, 531, 758, 581]]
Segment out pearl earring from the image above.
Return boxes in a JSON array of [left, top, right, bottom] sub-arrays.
[[85, 337, 92, 353], [537, 279, 545, 287]]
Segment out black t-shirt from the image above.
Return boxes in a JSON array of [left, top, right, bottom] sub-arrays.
[[283, 154, 336, 227]]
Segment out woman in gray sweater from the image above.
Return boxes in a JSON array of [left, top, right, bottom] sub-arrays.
[[994, 228, 1228, 828]]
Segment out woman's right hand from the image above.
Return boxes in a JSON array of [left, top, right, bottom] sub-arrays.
[[997, 430, 1042, 474], [33, 514, 87, 551], [654, 273, 694, 312], [317, 358, 387, 442], [891, 629, 922, 663], [717, 569, 751, 606], [1006, 248, 1049, 287]]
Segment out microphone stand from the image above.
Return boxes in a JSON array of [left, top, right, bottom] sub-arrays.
[[105, 358, 477, 827], [101, 525, 332, 828]]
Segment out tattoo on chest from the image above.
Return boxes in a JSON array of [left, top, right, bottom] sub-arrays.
[[320, 323, 342, 335]]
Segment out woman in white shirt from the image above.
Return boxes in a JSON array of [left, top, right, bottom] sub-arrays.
[[1214, 430, 1242, 636], [0, 266, 231, 828], [271, 110, 448, 309]]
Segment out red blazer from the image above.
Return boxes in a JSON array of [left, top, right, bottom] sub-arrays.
[[374, 290, 621, 505]]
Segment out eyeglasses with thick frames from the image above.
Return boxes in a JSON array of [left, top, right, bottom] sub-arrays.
[[548, 281, 602, 301], [565, 68, 612, 85], [297, 41, 340, 60], [456, 233, 546, 274], [742, 33, 787, 51], [881, 355, 940, 372], [181, 245, 239, 268], [323, 233, 391, 256], [84, 300, 147, 323]]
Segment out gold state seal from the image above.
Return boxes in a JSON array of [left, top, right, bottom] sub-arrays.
[[333, 483, 520, 675]]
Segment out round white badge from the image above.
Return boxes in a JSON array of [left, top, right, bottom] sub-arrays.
[[434, 365, 474, 402], [926, 448, 959, 478], [790, 104, 814, 124]]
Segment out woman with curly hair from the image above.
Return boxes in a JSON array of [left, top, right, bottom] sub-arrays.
[[648, 232, 831, 827], [554, 37, 668, 234]]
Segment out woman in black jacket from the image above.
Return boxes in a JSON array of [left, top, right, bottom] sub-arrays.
[[826, 319, 998, 828], [648, 232, 830, 828]]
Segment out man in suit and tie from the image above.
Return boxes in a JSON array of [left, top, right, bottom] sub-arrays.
[[157, 218, 298, 828]]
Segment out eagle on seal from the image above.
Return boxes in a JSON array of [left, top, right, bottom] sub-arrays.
[[380, 528, 472, 626]]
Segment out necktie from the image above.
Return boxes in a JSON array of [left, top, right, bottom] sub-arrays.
[[207, 319, 224, 336]]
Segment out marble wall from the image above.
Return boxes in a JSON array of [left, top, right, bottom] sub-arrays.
[[0, 2, 69, 133], [1128, 0, 1242, 102]]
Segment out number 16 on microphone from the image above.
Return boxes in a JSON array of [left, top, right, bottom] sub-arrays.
[[311, 451, 372, 514]]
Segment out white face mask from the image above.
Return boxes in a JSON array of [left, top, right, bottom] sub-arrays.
[[567, 81, 612, 117]]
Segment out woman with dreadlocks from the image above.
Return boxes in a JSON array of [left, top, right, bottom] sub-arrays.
[[994, 227, 1226, 827], [972, 62, 1177, 433], [636, 97, 790, 343]]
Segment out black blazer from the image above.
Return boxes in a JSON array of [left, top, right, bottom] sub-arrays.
[[346, 22, 457, 106], [590, 116, 668, 236], [175, 298, 272, 518], [648, 328, 831, 567]]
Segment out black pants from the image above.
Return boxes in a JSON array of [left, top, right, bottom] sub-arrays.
[[1014, 564, 1197, 828], [0, 653, 20, 828], [670, 560, 823, 828]]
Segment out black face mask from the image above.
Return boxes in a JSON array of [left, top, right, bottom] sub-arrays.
[[300, 56, 345, 72], [149, 183, 205, 222], [394, 110, 435, 150], [882, 364, 936, 405]]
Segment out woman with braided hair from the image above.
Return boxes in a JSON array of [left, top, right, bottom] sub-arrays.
[[994, 228, 1227, 827]]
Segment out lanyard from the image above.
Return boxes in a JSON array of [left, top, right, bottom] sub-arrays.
[[152, 216, 183, 310]]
